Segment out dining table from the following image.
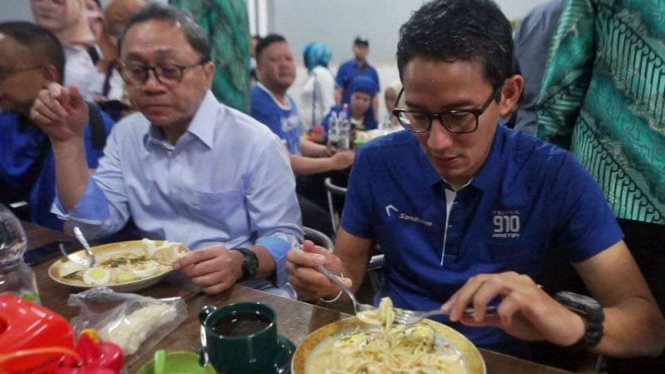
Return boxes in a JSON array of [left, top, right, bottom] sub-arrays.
[[23, 221, 574, 374]]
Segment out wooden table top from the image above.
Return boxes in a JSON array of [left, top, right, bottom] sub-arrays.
[[24, 221, 573, 374]]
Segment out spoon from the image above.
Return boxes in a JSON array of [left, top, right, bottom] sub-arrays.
[[73, 226, 96, 266]]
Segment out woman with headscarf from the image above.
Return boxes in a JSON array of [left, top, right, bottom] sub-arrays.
[[382, 79, 403, 129], [300, 42, 335, 132]]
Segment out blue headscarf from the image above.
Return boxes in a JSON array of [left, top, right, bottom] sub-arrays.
[[349, 76, 378, 97], [303, 42, 332, 72]]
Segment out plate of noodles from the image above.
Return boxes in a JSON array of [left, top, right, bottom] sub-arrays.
[[48, 239, 189, 292], [292, 298, 486, 374]]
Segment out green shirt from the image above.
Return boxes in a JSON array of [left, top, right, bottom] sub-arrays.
[[537, 0, 665, 224]]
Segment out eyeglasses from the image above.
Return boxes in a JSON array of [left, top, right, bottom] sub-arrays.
[[118, 60, 207, 86], [392, 86, 502, 134], [0, 66, 43, 82]]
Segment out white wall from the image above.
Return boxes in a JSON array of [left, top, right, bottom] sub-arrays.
[[0, 0, 33, 22]]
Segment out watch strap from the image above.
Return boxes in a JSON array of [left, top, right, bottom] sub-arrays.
[[229, 247, 258, 282], [554, 291, 604, 350]]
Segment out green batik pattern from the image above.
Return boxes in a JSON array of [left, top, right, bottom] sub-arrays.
[[538, 0, 665, 224], [171, 0, 251, 113]]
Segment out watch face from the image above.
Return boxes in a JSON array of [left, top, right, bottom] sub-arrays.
[[244, 252, 259, 276]]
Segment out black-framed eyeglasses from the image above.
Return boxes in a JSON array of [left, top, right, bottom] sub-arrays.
[[0, 66, 43, 82], [118, 60, 208, 86], [392, 85, 502, 134]]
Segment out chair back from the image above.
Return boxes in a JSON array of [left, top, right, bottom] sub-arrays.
[[323, 177, 347, 236], [302, 226, 334, 251]]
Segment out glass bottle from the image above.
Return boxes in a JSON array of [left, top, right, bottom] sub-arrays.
[[0, 203, 40, 303]]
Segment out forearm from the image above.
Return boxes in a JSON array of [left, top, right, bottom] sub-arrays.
[[335, 229, 372, 293], [593, 297, 665, 357], [290, 154, 334, 175], [300, 139, 328, 157], [334, 88, 342, 106], [52, 139, 92, 211]]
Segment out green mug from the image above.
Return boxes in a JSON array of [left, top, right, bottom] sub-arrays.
[[198, 302, 295, 374], [136, 350, 216, 374]]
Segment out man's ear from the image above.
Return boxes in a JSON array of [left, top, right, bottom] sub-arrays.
[[498, 74, 524, 118], [41, 64, 60, 86]]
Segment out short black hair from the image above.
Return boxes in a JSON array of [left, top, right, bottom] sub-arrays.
[[397, 0, 513, 91], [0, 21, 65, 83], [255, 34, 286, 61], [118, 3, 211, 62]]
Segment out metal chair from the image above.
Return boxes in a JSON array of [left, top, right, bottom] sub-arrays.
[[302, 226, 334, 251], [323, 177, 347, 236]]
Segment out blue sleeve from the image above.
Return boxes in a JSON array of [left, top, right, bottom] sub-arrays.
[[554, 154, 624, 263], [370, 68, 380, 93], [335, 63, 346, 88], [251, 93, 283, 138], [246, 136, 303, 286], [340, 147, 376, 239]]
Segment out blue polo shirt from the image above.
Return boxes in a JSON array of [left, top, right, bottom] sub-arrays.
[[250, 83, 302, 155], [335, 59, 380, 105], [0, 112, 114, 231], [341, 125, 623, 354]]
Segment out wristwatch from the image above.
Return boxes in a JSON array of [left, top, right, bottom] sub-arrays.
[[229, 247, 258, 282], [554, 291, 604, 350]]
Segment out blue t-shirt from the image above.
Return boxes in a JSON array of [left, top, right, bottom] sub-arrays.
[[250, 83, 302, 155], [341, 126, 623, 353], [0, 111, 115, 231], [335, 59, 380, 105]]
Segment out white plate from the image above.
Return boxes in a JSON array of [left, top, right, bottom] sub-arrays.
[[48, 240, 188, 292]]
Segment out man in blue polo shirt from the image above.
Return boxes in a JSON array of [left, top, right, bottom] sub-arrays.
[[0, 21, 113, 231], [334, 36, 380, 122], [287, 0, 664, 361]]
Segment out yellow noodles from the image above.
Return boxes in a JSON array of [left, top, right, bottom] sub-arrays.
[[306, 298, 464, 374]]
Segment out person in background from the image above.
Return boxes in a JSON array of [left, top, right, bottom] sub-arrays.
[[251, 34, 354, 237], [85, 0, 104, 41], [31, 0, 100, 102], [299, 42, 335, 133], [287, 0, 664, 362], [334, 36, 380, 122], [250, 35, 260, 83], [29, 4, 302, 296], [381, 79, 402, 129], [511, 0, 565, 135], [320, 76, 378, 144], [537, 0, 665, 372], [0, 21, 114, 231], [94, 0, 146, 120]]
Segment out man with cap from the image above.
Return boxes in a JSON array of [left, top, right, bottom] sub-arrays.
[[334, 36, 380, 122]]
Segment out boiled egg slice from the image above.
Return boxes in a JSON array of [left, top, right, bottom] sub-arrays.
[[131, 261, 160, 278], [82, 267, 111, 285], [117, 272, 139, 283]]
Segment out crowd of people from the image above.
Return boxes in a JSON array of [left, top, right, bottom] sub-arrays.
[[1, 0, 663, 372]]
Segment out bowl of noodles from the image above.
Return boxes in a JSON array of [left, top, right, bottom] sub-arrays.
[[48, 239, 189, 292], [292, 298, 485, 374]]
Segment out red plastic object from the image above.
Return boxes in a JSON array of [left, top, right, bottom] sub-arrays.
[[55, 334, 123, 374], [0, 293, 75, 373]]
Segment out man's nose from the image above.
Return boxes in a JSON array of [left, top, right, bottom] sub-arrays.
[[142, 70, 167, 92], [427, 117, 455, 151]]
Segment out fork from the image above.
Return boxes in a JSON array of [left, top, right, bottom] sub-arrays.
[[393, 305, 498, 325], [59, 242, 93, 267], [316, 265, 376, 314]]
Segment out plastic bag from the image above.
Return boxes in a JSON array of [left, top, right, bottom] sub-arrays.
[[68, 287, 187, 366]]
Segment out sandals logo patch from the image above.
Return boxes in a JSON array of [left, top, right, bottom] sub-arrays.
[[492, 210, 521, 238]]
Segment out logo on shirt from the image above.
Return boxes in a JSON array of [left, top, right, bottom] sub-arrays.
[[385, 204, 432, 227], [492, 210, 521, 238]]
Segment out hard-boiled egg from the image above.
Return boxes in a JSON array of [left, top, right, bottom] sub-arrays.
[[82, 267, 111, 285], [117, 272, 139, 283], [131, 261, 160, 278]]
